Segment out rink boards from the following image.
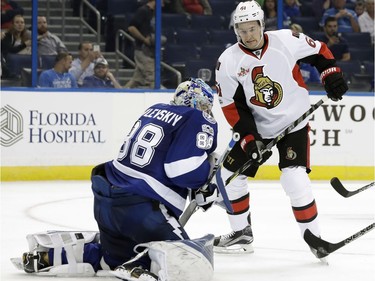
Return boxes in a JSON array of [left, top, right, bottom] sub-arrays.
[[1, 89, 374, 181]]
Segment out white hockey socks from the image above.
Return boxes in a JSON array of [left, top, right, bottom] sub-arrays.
[[280, 166, 321, 237]]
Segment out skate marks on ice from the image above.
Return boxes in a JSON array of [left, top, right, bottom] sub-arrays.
[[1, 181, 374, 281]]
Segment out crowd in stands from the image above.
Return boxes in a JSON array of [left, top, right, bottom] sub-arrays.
[[1, 0, 374, 90], [1, 1, 121, 88], [69, 41, 102, 86]]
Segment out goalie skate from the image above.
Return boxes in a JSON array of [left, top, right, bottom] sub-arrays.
[[112, 263, 158, 281], [22, 252, 50, 273], [214, 225, 254, 254]]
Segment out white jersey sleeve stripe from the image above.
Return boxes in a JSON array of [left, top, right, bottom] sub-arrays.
[[112, 160, 186, 212], [164, 153, 207, 179]]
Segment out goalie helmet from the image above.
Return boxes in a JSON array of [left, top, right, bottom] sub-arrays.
[[233, 1, 265, 35], [172, 78, 214, 114]]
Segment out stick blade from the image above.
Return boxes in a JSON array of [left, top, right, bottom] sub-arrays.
[[303, 230, 331, 258], [330, 177, 350, 197]]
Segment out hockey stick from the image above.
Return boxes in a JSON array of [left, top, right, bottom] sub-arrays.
[[179, 133, 240, 226], [330, 177, 375, 198], [304, 223, 375, 258], [225, 96, 329, 186]]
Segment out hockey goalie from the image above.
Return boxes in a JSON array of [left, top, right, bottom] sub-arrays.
[[11, 78, 220, 281]]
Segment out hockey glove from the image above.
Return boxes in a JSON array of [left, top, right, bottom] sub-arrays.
[[321, 67, 348, 102], [240, 135, 272, 165], [195, 183, 219, 211]]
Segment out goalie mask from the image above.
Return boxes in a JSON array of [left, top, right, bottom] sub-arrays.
[[172, 78, 214, 114]]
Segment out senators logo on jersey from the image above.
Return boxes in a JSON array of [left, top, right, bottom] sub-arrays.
[[250, 66, 283, 109]]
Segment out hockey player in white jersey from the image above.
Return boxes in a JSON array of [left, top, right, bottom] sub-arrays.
[[15, 78, 219, 281], [213, 1, 348, 258]]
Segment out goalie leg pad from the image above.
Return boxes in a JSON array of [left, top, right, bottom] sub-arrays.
[[114, 234, 215, 281], [20, 231, 100, 276], [145, 234, 214, 281]]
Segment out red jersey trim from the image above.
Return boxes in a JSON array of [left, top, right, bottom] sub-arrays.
[[238, 34, 269, 59], [318, 42, 335, 60], [222, 103, 240, 128], [293, 64, 307, 89], [292, 200, 317, 223]]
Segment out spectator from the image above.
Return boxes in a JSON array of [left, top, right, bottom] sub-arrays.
[[174, 0, 213, 15], [82, 58, 122, 88], [125, 0, 166, 89], [37, 16, 69, 56], [312, 0, 331, 20], [284, 0, 301, 19], [263, 0, 278, 30], [1, 0, 24, 31], [320, 0, 360, 33], [1, 14, 31, 57], [358, 0, 374, 44], [1, 14, 31, 79], [263, 0, 289, 30], [290, 23, 321, 83], [354, 0, 365, 16], [38, 52, 78, 88], [69, 42, 102, 86], [321, 16, 351, 61]]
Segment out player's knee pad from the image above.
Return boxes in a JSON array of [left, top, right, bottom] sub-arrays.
[[221, 167, 248, 200], [20, 231, 100, 276], [136, 234, 214, 281], [280, 166, 314, 206]]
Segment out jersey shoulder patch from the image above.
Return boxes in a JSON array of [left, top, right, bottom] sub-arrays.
[[202, 111, 216, 124]]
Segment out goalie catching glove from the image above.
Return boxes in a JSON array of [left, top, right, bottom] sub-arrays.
[[191, 151, 222, 211], [321, 67, 348, 102], [240, 135, 272, 165]]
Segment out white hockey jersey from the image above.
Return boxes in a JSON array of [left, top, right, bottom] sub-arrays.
[[216, 29, 334, 139]]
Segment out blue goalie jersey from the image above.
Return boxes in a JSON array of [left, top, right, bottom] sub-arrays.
[[105, 103, 218, 216]]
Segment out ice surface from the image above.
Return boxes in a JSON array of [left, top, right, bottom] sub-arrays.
[[1, 180, 374, 281]]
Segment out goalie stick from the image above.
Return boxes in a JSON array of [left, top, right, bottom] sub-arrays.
[[304, 223, 375, 258], [330, 177, 375, 198], [179, 132, 240, 226], [111, 135, 241, 278], [225, 95, 329, 185]]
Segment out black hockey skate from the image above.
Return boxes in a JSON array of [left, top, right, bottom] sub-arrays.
[[214, 224, 254, 253]]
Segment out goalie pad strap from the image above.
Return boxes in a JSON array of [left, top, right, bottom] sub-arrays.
[[26, 231, 99, 275], [50, 233, 62, 266]]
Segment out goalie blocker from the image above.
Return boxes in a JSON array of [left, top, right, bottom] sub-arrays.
[[11, 230, 215, 281]]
